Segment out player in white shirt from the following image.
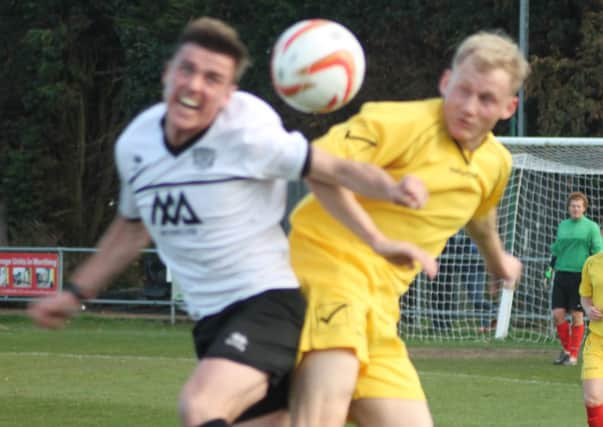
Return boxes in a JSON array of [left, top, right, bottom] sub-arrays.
[[28, 17, 437, 427]]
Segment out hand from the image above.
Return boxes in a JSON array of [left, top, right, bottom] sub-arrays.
[[371, 237, 438, 279], [588, 306, 603, 321], [487, 278, 499, 297], [544, 266, 553, 280], [390, 175, 428, 209], [488, 252, 522, 289], [27, 292, 82, 329]]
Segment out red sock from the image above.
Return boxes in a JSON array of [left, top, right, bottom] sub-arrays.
[[556, 321, 570, 352], [570, 324, 585, 358], [587, 404, 603, 427]]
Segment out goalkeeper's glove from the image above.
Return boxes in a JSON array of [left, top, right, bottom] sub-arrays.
[[544, 266, 553, 280]]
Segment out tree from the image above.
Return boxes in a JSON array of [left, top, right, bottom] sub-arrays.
[[527, 2, 603, 136], [1, 0, 601, 247]]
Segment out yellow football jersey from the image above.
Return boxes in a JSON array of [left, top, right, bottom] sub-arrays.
[[580, 252, 603, 337], [289, 98, 512, 293]]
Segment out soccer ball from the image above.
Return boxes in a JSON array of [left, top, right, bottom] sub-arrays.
[[270, 19, 366, 114]]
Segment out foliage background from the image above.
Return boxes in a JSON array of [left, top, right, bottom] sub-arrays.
[[1, 0, 602, 246]]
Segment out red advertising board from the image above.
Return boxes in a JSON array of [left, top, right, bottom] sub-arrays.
[[0, 252, 59, 296]]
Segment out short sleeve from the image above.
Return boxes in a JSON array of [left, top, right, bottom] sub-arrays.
[[312, 110, 401, 167], [472, 146, 512, 219], [591, 223, 603, 254], [580, 257, 593, 297], [239, 124, 310, 181]]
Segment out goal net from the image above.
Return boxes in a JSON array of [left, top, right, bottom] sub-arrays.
[[399, 137, 603, 342]]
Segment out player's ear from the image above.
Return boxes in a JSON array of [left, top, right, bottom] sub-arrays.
[[161, 62, 174, 101], [438, 69, 452, 96], [500, 96, 518, 120], [161, 61, 172, 86]]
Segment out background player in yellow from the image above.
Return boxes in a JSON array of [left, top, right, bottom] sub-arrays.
[[288, 31, 529, 427], [580, 252, 603, 427]]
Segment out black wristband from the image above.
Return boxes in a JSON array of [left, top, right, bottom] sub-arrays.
[[63, 281, 87, 301]]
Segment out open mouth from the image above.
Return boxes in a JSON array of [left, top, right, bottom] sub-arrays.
[[177, 95, 201, 110]]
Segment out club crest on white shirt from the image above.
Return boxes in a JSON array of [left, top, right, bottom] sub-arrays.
[[193, 147, 216, 169]]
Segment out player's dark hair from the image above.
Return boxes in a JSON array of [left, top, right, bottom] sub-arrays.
[[177, 17, 250, 82]]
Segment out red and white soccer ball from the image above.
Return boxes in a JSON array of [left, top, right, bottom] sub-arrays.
[[270, 19, 366, 114]]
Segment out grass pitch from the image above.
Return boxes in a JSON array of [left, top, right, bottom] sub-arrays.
[[0, 313, 585, 426]]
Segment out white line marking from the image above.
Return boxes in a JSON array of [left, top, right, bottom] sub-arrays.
[[420, 370, 580, 387], [0, 351, 193, 362]]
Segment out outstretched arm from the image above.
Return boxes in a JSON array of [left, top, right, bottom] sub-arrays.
[[307, 146, 428, 209], [465, 209, 522, 287], [305, 177, 438, 279], [28, 216, 152, 329]]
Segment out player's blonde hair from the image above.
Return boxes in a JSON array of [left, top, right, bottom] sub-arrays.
[[452, 31, 530, 94], [176, 17, 250, 82]]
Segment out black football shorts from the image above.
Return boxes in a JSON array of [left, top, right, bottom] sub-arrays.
[[552, 271, 583, 312], [191, 288, 306, 421]]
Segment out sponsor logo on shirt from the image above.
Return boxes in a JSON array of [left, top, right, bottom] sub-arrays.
[[151, 192, 202, 230]]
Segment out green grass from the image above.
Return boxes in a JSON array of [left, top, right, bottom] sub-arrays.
[[0, 314, 586, 426], [417, 355, 583, 426]]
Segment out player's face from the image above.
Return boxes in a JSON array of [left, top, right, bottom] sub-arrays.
[[568, 199, 586, 219], [439, 58, 518, 151], [162, 43, 236, 146]]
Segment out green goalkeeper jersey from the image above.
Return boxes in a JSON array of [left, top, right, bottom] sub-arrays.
[[551, 216, 603, 272]]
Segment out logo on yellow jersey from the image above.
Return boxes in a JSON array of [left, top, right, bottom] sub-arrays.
[[317, 303, 349, 325], [344, 129, 376, 149]]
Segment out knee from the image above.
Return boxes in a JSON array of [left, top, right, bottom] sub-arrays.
[[179, 383, 222, 426], [584, 391, 603, 408], [552, 310, 566, 323], [179, 384, 201, 426], [572, 311, 584, 325]]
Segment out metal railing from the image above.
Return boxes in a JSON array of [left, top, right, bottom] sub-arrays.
[[0, 246, 183, 324]]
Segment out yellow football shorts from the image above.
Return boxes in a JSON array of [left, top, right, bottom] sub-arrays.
[[582, 331, 603, 380], [289, 231, 426, 400]]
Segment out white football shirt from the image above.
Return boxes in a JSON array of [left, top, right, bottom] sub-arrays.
[[115, 91, 310, 319]]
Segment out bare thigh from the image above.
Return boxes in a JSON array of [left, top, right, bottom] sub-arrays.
[[235, 410, 289, 427], [290, 349, 359, 427], [350, 398, 433, 427], [180, 357, 270, 426]]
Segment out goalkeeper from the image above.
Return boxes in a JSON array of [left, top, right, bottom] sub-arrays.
[[288, 31, 527, 427], [549, 191, 603, 366]]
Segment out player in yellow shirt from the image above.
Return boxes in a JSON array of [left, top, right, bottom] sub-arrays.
[[288, 31, 529, 427], [580, 253, 603, 427]]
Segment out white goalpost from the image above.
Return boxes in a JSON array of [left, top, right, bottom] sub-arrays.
[[399, 137, 603, 342]]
